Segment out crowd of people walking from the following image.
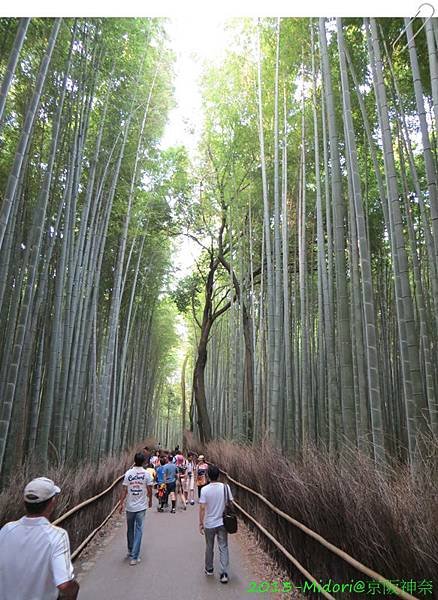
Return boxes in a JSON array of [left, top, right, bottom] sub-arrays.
[[139, 446, 211, 514], [0, 444, 234, 599], [126, 446, 233, 584]]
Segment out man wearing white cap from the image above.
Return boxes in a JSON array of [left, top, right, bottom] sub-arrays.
[[0, 477, 79, 599]]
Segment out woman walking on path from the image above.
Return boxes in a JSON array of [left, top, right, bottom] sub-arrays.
[[145, 462, 156, 484], [155, 457, 168, 512], [196, 455, 209, 500], [150, 450, 160, 468], [175, 451, 187, 509], [185, 452, 196, 505]]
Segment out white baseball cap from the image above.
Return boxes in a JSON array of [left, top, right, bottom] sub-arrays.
[[198, 455, 205, 461], [24, 477, 61, 503]]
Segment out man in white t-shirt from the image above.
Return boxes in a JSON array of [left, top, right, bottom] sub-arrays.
[[0, 477, 78, 600], [119, 452, 153, 565], [199, 464, 233, 584]]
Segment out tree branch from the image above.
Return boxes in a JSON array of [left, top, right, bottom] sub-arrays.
[[211, 298, 234, 323], [184, 231, 210, 254], [191, 294, 202, 330]]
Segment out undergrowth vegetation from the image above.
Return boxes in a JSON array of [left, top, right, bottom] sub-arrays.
[[0, 438, 155, 551], [186, 434, 438, 598]]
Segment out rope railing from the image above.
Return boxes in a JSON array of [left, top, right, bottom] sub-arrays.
[[219, 467, 418, 600], [52, 471, 125, 560], [51, 458, 419, 599], [53, 474, 124, 526], [70, 500, 120, 561], [234, 499, 335, 600]]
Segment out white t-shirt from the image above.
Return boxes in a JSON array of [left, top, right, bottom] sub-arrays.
[[123, 466, 153, 512], [0, 516, 74, 600], [199, 482, 233, 529]]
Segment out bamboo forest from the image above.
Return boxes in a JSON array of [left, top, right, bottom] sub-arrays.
[[0, 16, 438, 478]]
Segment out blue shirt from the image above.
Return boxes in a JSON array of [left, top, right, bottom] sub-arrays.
[[156, 465, 165, 484], [162, 462, 177, 483]]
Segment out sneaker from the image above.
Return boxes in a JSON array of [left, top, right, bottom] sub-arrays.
[[220, 573, 228, 584], [171, 508, 176, 513], [204, 568, 214, 576], [190, 501, 195, 505], [129, 559, 137, 566]]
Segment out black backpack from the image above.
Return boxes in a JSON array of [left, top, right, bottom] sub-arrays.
[[222, 484, 237, 534]]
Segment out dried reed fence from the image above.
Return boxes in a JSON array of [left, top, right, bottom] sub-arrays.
[[0, 439, 156, 554], [188, 436, 437, 600]]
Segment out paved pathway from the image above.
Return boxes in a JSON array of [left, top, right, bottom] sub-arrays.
[[77, 498, 270, 599]]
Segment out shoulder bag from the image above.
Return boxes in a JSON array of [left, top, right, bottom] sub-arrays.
[[222, 483, 238, 534]]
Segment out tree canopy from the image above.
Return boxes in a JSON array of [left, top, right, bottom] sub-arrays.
[[0, 16, 437, 481]]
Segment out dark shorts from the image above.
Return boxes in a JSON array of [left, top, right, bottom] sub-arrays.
[[166, 481, 176, 493]]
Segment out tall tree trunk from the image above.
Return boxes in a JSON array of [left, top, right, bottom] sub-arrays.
[[319, 18, 356, 447], [181, 353, 189, 445], [0, 18, 30, 132], [337, 19, 385, 463], [367, 18, 428, 466], [0, 19, 61, 254], [271, 18, 283, 447], [256, 22, 275, 441]]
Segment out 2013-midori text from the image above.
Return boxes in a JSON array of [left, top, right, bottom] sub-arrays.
[[246, 579, 434, 595]]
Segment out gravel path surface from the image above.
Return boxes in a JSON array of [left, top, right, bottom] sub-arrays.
[[76, 498, 277, 599]]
